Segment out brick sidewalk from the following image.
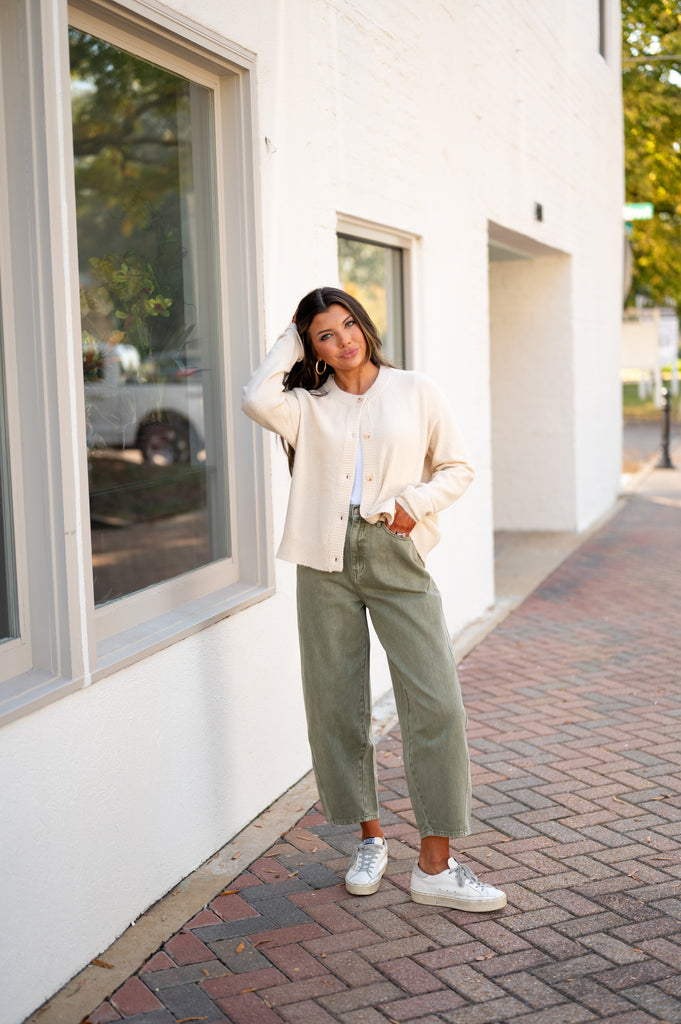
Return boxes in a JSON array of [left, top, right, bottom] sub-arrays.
[[87, 477, 681, 1024]]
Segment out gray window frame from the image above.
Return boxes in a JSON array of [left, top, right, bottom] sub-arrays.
[[0, 0, 271, 724], [336, 214, 417, 370]]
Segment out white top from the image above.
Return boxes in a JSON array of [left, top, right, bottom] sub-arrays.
[[242, 324, 475, 572], [350, 443, 363, 506]]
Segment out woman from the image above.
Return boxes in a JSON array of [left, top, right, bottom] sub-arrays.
[[243, 286, 505, 912]]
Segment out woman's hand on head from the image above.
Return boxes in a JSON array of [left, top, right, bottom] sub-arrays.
[[389, 503, 417, 537]]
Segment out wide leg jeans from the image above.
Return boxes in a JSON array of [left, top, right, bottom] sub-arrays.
[[296, 506, 472, 839]]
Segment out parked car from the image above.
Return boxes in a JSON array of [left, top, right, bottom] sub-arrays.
[[84, 342, 204, 465]]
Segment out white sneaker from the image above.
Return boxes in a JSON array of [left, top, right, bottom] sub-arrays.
[[345, 837, 389, 895], [410, 857, 507, 912]]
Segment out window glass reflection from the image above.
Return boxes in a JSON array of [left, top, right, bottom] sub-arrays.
[[338, 235, 405, 366], [0, 286, 17, 640], [70, 28, 229, 605]]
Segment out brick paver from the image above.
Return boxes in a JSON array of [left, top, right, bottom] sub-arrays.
[[86, 473, 681, 1024]]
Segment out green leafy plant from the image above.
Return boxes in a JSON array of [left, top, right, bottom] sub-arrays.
[[80, 252, 172, 357]]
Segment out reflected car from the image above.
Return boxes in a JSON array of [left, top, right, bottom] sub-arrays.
[[84, 342, 205, 465]]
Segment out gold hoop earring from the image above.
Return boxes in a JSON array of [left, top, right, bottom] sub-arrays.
[[315, 359, 327, 375]]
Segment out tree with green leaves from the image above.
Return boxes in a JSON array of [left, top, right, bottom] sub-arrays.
[[622, 1, 681, 309]]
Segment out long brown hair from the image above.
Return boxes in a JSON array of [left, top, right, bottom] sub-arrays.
[[282, 287, 391, 472]]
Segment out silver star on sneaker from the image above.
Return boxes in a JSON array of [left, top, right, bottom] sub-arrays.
[[345, 838, 389, 895]]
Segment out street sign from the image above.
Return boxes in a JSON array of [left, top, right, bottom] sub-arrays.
[[624, 202, 654, 220]]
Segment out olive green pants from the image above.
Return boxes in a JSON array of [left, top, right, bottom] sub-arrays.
[[296, 506, 471, 839]]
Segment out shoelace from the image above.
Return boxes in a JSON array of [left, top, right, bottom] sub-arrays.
[[354, 843, 384, 874], [451, 860, 487, 891]]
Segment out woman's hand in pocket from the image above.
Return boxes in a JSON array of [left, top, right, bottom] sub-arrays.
[[389, 503, 417, 537]]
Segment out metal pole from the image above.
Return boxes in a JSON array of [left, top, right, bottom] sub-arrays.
[[658, 384, 675, 469]]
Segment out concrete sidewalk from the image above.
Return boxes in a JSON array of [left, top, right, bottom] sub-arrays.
[[34, 454, 681, 1024]]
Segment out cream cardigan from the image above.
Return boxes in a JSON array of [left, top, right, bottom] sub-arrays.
[[242, 324, 475, 572]]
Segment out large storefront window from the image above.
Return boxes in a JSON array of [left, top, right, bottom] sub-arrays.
[[338, 234, 405, 367], [0, 288, 17, 641], [70, 28, 229, 606]]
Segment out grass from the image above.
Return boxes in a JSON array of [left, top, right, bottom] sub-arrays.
[[622, 380, 681, 422]]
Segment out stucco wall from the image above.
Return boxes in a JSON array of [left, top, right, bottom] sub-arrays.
[[2, 2, 622, 1020], [490, 253, 577, 531]]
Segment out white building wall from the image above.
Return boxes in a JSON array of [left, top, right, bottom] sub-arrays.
[[1, 2, 622, 1021], [490, 252, 577, 530]]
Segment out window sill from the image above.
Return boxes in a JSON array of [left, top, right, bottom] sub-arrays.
[[0, 670, 83, 729], [93, 579, 275, 678], [0, 581, 275, 729]]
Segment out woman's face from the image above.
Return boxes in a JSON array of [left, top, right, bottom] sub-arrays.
[[309, 304, 367, 374]]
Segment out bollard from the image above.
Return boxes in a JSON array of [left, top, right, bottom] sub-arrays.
[[658, 384, 675, 469]]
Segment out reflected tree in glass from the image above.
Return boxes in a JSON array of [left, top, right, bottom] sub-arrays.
[[70, 28, 229, 605]]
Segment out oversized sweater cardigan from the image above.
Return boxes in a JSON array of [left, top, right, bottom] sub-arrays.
[[242, 324, 475, 572]]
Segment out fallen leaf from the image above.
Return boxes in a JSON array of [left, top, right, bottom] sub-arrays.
[[177, 1018, 207, 1023], [220, 889, 239, 895], [91, 959, 114, 969], [235, 942, 245, 953], [66, 980, 86, 997], [202, 969, 209, 977], [231, 852, 240, 860], [239, 989, 257, 994], [254, 824, 263, 828], [612, 796, 627, 804]]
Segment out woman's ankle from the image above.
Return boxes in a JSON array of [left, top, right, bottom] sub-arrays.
[[418, 835, 450, 874], [360, 819, 384, 841]]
